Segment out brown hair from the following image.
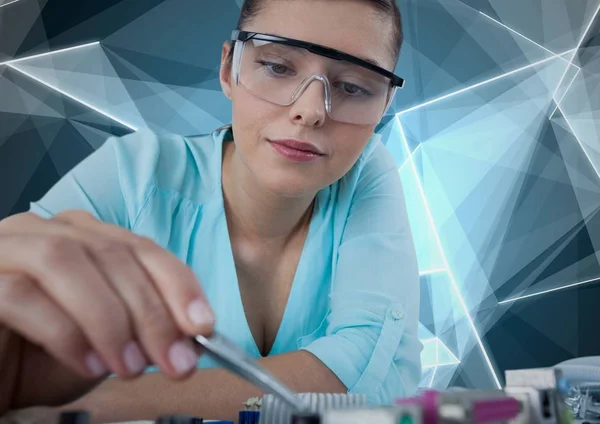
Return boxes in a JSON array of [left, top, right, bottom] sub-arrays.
[[226, 0, 403, 69]]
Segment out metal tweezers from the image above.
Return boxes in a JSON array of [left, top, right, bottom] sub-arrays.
[[192, 333, 306, 412]]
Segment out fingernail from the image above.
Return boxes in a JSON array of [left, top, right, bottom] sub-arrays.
[[123, 341, 147, 374], [85, 351, 108, 377], [187, 298, 215, 328], [169, 340, 198, 374]]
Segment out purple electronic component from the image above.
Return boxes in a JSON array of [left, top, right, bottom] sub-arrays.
[[396, 390, 521, 424], [397, 391, 440, 424], [472, 396, 521, 423]]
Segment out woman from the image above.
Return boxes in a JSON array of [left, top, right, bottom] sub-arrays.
[[0, 0, 422, 421]]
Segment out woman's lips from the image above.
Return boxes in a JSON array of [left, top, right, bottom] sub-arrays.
[[269, 139, 325, 162]]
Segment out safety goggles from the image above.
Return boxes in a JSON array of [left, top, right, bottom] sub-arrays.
[[230, 30, 405, 125]]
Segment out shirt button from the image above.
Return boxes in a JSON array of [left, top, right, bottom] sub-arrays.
[[391, 309, 405, 320]]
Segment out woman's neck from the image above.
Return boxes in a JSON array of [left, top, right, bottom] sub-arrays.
[[221, 141, 315, 245]]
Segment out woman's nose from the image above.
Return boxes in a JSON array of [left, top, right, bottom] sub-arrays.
[[288, 78, 327, 127]]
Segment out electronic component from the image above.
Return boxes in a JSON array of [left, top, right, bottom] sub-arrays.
[[155, 414, 203, 423], [5, 364, 590, 424], [563, 384, 600, 424], [238, 410, 260, 424], [58, 411, 91, 424], [258, 393, 367, 424], [291, 412, 322, 424], [505, 367, 572, 424], [320, 404, 421, 424], [396, 389, 520, 424], [239, 395, 262, 423]]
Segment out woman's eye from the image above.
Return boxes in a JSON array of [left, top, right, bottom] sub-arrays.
[[257, 60, 294, 76], [338, 82, 371, 96]]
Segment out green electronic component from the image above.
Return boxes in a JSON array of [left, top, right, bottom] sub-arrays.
[[398, 413, 414, 424]]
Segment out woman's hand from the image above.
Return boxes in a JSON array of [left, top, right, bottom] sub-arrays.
[[0, 210, 215, 415]]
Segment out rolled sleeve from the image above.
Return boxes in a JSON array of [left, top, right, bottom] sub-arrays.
[[300, 141, 422, 404]]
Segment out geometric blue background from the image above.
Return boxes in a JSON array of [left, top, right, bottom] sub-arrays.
[[1, 0, 599, 390]]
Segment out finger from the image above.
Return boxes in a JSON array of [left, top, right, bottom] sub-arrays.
[[3, 212, 214, 336], [52, 213, 202, 376], [0, 235, 141, 379], [0, 274, 108, 379], [91, 244, 198, 378], [53, 211, 215, 336], [135, 247, 215, 335]]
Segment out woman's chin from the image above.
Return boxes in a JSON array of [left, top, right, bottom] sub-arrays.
[[262, 175, 321, 199]]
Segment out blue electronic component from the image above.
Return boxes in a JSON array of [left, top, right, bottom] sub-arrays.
[[238, 410, 260, 424]]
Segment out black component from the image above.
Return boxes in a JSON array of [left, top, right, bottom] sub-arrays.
[[541, 390, 553, 419], [155, 415, 203, 424], [291, 412, 321, 424], [58, 410, 90, 424]]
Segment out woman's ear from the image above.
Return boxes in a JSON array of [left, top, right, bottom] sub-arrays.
[[219, 41, 233, 100]]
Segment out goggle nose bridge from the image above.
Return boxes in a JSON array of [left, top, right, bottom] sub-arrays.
[[289, 74, 333, 114]]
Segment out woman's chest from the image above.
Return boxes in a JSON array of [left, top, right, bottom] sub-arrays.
[[132, 190, 343, 363], [231, 236, 307, 357], [197, 222, 335, 361], [139, 211, 331, 353]]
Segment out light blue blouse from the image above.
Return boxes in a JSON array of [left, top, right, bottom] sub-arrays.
[[28, 125, 422, 404]]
